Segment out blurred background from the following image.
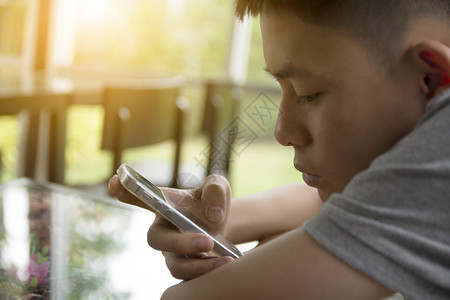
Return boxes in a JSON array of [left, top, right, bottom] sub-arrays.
[[0, 1, 304, 298], [0, 0, 301, 197]]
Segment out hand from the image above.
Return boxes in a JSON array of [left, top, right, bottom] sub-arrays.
[[108, 174, 235, 280]]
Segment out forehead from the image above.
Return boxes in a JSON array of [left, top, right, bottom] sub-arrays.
[[259, 8, 375, 81]]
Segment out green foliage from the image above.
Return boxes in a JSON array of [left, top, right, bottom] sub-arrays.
[[29, 232, 49, 265], [62, 198, 133, 298], [0, 116, 19, 182], [65, 105, 111, 183], [75, 0, 234, 78], [27, 276, 38, 290], [247, 16, 276, 84], [0, 278, 27, 299]]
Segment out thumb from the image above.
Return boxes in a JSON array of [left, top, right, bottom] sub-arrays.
[[199, 175, 231, 225]]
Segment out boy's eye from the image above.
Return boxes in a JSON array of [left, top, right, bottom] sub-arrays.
[[297, 93, 320, 103]]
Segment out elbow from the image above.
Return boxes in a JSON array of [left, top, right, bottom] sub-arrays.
[[161, 284, 184, 300], [161, 287, 174, 300]]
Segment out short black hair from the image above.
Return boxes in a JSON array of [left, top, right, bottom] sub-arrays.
[[234, 0, 450, 67]]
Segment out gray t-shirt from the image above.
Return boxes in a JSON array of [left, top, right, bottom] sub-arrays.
[[305, 88, 450, 300]]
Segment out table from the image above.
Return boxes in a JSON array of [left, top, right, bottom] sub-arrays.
[[0, 179, 405, 300], [0, 178, 178, 299], [0, 69, 103, 105], [0, 68, 186, 184], [0, 69, 104, 183]]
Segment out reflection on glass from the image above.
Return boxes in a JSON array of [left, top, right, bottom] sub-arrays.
[[0, 180, 139, 299]]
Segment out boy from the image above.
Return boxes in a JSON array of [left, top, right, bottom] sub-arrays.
[[109, 0, 450, 298]]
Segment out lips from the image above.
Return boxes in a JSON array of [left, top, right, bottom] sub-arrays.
[[294, 163, 322, 188], [301, 172, 322, 187]]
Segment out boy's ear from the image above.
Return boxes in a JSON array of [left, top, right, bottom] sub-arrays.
[[410, 40, 450, 99]]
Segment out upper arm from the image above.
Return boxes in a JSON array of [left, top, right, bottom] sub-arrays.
[[162, 227, 393, 299]]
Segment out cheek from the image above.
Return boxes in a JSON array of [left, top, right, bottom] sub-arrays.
[[329, 93, 420, 176], [310, 109, 364, 189], [311, 77, 424, 191], [311, 97, 391, 188]]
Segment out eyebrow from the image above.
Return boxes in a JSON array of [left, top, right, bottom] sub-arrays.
[[263, 65, 313, 79]]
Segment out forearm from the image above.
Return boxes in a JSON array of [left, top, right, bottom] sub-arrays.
[[225, 182, 322, 244], [161, 228, 391, 300]]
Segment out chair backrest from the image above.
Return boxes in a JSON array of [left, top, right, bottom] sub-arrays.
[[100, 76, 187, 187], [201, 80, 244, 178], [0, 93, 67, 183]]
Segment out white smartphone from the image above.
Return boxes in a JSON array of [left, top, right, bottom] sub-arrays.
[[117, 164, 243, 259]]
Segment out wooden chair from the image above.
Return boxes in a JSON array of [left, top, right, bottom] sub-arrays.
[[0, 93, 67, 183], [100, 76, 188, 188], [201, 80, 244, 179]]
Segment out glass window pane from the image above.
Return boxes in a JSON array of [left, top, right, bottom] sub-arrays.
[[0, 0, 27, 57], [73, 0, 234, 78]]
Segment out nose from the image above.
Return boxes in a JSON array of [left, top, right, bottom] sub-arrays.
[[274, 95, 312, 148]]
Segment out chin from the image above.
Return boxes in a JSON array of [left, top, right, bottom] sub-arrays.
[[318, 189, 332, 202]]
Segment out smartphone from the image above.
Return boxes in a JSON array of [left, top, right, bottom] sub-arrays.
[[117, 164, 243, 259]]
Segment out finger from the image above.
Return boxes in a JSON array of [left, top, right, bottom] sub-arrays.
[[147, 216, 214, 254], [108, 175, 151, 210], [163, 252, 234, 280], [162, 187, 196, 208], [199, 175, 231, 224]]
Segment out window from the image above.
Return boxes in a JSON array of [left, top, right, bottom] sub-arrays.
[[59, 0, 236, 79]]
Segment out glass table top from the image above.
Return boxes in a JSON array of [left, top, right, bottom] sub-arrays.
[[0, 178, 178, 299]]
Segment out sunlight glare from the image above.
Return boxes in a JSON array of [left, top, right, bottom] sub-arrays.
[[81, 0, 110, 27]]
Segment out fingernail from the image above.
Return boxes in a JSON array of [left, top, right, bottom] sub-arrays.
[[108, 175, 123, 198], [207, 206, 225, 223], [192, 237, 213, 252], [108, 176, 119, 197]]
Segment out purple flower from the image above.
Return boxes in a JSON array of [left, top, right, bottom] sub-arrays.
[[27, 255, 50, 287]]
